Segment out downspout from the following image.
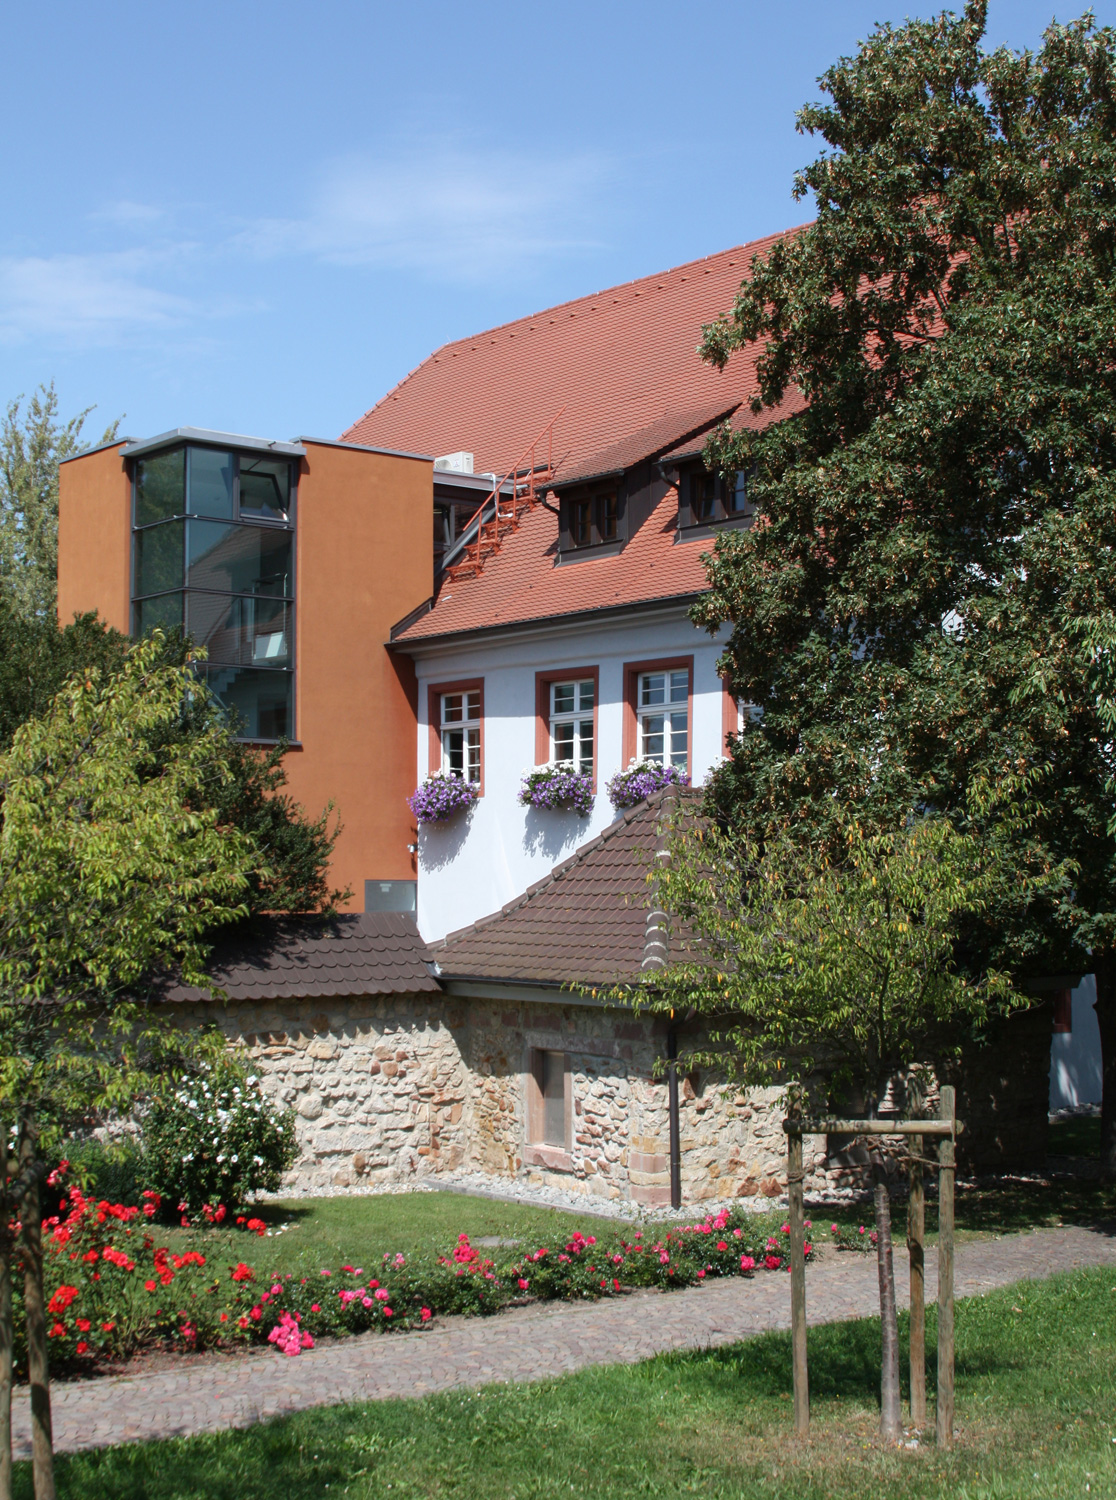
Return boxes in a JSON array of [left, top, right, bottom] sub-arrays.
[[641, 789, 681, 1209]]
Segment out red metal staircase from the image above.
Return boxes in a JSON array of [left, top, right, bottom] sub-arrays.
[[442, 408, 566, 583]]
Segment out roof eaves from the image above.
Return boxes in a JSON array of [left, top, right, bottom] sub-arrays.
[[297, 435, 434, 462], [120, 428, 306, 460], [59, 438, 135, 466], [391, 590, 707, 652]]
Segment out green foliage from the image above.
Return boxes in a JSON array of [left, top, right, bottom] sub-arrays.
[[616, 810, 1027, 1101], [63, 1136, 147, 1206], [0, 613, 344, 918], [142, 1057, 297, 1215], [0, 601, 127, 750], [695, 4, 1116, 964], [690, 4, 1116, 1162], [0, 382, 119, 622], [0, 633, 258, 1133]]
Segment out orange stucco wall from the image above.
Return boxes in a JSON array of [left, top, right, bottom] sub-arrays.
[[284, 441, 431, 905], [56, 436, 432, 909], [57, 443, 131, 632]]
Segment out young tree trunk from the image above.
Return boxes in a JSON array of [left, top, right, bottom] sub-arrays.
[[873, 1157, 902, 1441], [18, 1120, 54, 1500], [0, 1127, 12, 1500], [1094, 958, 1116, 1180]]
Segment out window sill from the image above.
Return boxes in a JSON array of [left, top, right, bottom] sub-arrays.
[[556, 538, 625, 565], [674, 513, 753, 543], [524, 1143, 572, 1172]]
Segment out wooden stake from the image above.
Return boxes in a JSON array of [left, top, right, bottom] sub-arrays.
[[908, 1129, 926, 1425], [19, 1115, 55, 1500], [0, 1124, 11, 1500], [787, 1115, 809, 1437], [936, 1085, 956, 1451]]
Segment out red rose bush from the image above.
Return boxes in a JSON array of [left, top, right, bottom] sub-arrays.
[[29, 1181, 821, 1372]]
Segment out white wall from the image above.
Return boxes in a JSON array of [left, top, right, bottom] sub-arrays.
[[410, 607, 731, 941], [1049, 974, 1103, 1110]]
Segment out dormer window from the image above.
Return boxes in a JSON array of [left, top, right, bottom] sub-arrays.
[[572, 497, 592, 546], [561, 487, 623, 551], [680, 466, 753, 529]]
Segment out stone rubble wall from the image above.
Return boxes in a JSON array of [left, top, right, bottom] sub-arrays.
[[174, 988, 1049, 1203]]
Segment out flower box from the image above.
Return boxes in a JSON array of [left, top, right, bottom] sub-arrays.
[[407, 773, 479, 824], [517, 764, 594, 816], [606, 759, 690, 810]]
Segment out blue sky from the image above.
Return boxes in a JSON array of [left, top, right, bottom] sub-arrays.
[[2, 1, 1110, 446]]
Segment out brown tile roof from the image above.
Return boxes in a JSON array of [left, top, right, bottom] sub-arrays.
[[392, 487, 708, 643], [342, 231, 808, 481], [434, 790, 696, 987], [163, 912, 438, 1003]]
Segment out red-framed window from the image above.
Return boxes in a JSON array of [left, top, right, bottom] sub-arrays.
[[622, 656, 694, 774], [534, 667, 600, 784], [427, 677, 485, 796]]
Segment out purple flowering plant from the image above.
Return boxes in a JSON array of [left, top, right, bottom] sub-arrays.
[[407, 772, 479, 824], [606, 759, 690, 810], [517, 764, 594, 816]]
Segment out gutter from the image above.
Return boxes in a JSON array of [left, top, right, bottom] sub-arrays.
[[388, 591, 706, 656]]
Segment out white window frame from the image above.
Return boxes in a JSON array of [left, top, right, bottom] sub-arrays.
[[549, 678, 594, 774], [440, 688, 481, 784], [637, 669, 688, 771]]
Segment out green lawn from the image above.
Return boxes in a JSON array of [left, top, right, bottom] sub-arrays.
[[161, 1189, 624, 1278], [158, 1170, 1115, 1278], [26, 1267, 1116, 1499], [1049, 1113, 1103, 1159]]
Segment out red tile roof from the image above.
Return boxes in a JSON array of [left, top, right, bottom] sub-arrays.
[[393, 488, 707, 643], [342, 230, 808, 480], [552, 399, 739, 488]]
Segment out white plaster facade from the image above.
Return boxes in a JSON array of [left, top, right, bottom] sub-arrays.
[[407, 604, 732, 942], [1049, 974, 1103, 1110]]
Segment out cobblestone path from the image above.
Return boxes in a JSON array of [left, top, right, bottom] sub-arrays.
[[13, 1225, 1114, 1459]]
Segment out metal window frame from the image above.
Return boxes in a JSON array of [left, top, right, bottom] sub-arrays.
[[129, 441, 298, 744]]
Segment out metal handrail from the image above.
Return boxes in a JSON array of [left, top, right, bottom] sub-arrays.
[[441, 407, 566, 579]]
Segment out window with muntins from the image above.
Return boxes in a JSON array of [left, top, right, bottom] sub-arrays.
[[638, 670, 689, 770], [131, 444, 296, 740], [549, 679, 594, 773], [683, 467, 753, 527], [441, 689, 481, 784]]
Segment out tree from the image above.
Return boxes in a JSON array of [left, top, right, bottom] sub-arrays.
[[0, 384, 119, 623], [0, 635, 264, 1495], [694, 3, 1116, 1170], [618, 807, 1021, 1439], [0, 602, 346, 919]]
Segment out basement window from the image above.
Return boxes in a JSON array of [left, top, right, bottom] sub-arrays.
[[528, 1049, 568, 1149]]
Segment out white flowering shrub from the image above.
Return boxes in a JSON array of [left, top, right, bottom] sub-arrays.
[[143, 1056, 297, 1214]]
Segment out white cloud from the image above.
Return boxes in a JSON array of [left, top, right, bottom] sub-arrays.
[[0, 250, 196, 346], [0, 141, 614, 349], [237, 143, 610, 280]]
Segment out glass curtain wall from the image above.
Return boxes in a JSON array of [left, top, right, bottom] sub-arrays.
[[131, 445, 295, 739]]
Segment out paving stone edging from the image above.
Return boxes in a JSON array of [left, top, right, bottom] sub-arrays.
[[12, 1225, 1114, 1459]]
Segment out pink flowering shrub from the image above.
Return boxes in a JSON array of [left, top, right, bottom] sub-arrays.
[[268, 1311, 314, 1356], [828, 1221, 879, 1252]]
